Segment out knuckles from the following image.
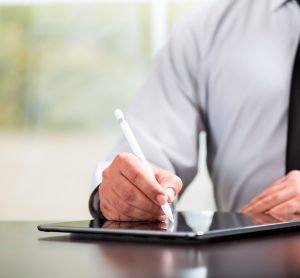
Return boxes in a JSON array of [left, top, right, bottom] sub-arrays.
[[287, 170, 300, 181], [102, 152, 136, 181], [114, 153, 127, 164], [287, 171, 300, 194], [114, 152, 136, 166], [102, 168, 110, 180], [294, 184, 300, 196]]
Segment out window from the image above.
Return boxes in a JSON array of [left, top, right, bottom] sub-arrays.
[[0, 0, 201, 131], [0, 0, 214, 220]]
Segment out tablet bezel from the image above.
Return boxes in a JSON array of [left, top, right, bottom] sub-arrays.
[[37, 211, 300, 242]]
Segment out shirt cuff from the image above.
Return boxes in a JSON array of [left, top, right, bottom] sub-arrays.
[[89, 161, 111, 219]]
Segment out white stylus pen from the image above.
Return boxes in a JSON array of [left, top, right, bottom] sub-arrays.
[[114, 109, 174, 223]]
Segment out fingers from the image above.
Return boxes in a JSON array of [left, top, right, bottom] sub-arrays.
[[153, 166, 183, 203], [241, 183, 295, 214], [100, 152, 182, 221], [116, 154, 168, 205], [241, 171, 300, 215], [100, 181, 166, 222], [268, 197, 300, 215], [241, 176, 287, 212], [111, 174, 162, 215]]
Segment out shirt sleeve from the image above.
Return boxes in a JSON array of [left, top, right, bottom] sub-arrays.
[[108, 19, 205, 186], [89, 19, 206, 217]]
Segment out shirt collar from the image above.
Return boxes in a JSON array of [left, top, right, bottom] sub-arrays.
[[271, 0, 291, 11]]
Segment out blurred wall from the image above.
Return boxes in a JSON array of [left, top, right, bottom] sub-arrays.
[[0, 0, 215, 221]]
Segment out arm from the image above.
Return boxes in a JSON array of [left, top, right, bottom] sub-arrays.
[[108, 20, 205, 184], [90, 19, 205, 220]]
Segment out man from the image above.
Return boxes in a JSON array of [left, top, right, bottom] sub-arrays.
[[89, 0, 300, 221]]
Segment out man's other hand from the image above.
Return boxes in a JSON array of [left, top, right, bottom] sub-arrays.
[[241, 171, 300, 215], [99, 153, 183, 221]]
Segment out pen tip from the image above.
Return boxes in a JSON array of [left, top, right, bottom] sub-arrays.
[[114, 109, 125, 122], [162, 204, 174, 223]]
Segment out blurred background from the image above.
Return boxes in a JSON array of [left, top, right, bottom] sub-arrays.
[[0, 0, 215, 221]]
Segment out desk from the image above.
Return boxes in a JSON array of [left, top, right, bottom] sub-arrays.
[[1, 221, 300, 278]]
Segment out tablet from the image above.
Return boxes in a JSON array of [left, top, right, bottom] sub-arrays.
[[37, 211, 300, 243]]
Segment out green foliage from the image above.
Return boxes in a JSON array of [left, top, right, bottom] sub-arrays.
[[0, 4, 151, 131], [0, 2, 198, 131], [0, 6, 33, 128]]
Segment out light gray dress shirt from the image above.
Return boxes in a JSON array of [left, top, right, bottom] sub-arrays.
[[91, 0, 300, 214]]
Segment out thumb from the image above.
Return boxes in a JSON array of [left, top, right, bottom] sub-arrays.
[[159, 176, 183, 203]]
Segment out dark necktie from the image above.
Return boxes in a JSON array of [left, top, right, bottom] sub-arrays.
[[286, 0, 300, 172]]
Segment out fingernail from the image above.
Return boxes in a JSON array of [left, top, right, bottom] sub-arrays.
[[166, 188, 175, 202], [156, 194, 167, 205], [159, 222, 168, 229], [159, 215, 167, 222]]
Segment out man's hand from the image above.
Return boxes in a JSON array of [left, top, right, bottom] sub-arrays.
[[99, 153, 183, 222], [241, 171, 300, 215]]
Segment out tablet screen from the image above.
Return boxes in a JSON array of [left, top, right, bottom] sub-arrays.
[[42, 211, 300, 236]]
